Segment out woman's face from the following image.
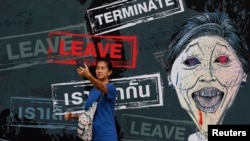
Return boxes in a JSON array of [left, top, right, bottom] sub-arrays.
[[169, 36, 247, 134], [95, 61, 112, 81]]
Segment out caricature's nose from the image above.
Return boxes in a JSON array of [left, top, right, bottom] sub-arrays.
[[199, 70, 216, 82]]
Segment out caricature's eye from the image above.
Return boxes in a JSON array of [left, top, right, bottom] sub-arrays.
[[214, 55, 229, 64], [183, 57, 201, 66]]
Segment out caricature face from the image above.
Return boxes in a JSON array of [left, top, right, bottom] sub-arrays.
[[169, 36, 247, 135]]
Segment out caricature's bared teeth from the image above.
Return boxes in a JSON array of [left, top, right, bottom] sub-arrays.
[[192, 88, 224, 113]]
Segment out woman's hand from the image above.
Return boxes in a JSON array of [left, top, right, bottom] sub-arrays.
[[64, 112, 73, 120], [77, 63, 91, 78]]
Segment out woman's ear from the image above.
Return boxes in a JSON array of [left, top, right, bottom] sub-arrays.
[[243, 73, 248, 82], [168, 75, 174, 88], [167, 75, 171, 83], [108, 70, 112, 76], [241, 73, 248, 87]]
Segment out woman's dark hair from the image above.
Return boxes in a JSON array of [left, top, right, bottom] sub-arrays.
[[165, 12, 250, 74], [96, 58, 113, 71]]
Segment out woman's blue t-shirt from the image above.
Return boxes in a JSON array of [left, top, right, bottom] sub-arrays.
[[84, 83, 118, 141]]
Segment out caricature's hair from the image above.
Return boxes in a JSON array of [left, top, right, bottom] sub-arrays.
[[96, 58, 113, 71], [165, 12, 250, 74]]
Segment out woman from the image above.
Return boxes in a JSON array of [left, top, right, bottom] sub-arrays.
[[65, 58, 118, 141], [165, 12, 250, 140]]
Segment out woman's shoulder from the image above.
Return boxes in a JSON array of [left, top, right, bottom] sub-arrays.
[[106, 82, 116, 88], [106, 83, 116, 93]]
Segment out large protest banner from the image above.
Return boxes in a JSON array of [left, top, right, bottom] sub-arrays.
[[1, 0, 250, 140]]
